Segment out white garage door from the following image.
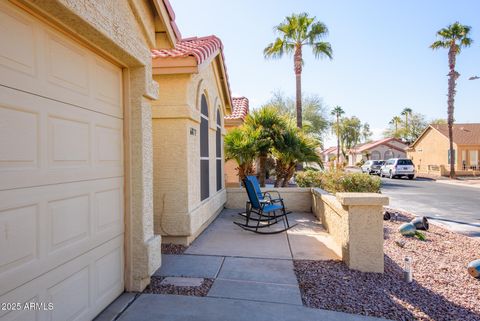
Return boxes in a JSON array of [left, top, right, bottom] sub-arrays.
[[0, 2, 124, 320]]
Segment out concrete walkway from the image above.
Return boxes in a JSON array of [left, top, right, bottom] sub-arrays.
[[96, 209, 389, 321]]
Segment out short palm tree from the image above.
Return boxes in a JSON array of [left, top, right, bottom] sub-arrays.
[[224, 127, 257, 182], [273, 125, 321, 187], [331, 106, 344, 164], [264, 13, 332, 129], [401, 107, 413, 141], [244, 106, 286, 187], [431, 22, 473, 178], [389, 116, 402, 138]]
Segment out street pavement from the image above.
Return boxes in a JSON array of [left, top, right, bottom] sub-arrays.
[[380, 176, 480, 237]]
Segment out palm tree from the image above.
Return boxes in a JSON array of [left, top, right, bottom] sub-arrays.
[[330, 106, 344, 164], [273, 126, 321, 187], [431, 22, 473, 178], [389, 116, 402, 137], [264, 13, 332, 128], [244, 106, 286, 187], [401, 107, 413, 141], [224, 127, 257, 183]]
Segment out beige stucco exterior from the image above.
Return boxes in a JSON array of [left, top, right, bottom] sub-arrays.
[[224, 118, 244, 187], [408, 127, 480, 176], [312, 189, 388, 273], [11, 0, 182, 293], [152, 57, 230, 245]]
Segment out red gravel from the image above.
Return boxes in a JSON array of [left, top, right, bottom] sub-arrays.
[[143, 276, 213, 296], [161, 243, 188, 255], [294, 209, 480, 321]]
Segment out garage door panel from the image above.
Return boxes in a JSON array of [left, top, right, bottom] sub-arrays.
[[0, 2, 122, 119], [0, 178, 123, 296], [0, 6, 36, 77], [0, 85, 123, 190], [0, 236, 123, 320]]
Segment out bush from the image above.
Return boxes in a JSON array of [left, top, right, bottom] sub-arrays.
[[296, 170, 381, 193]]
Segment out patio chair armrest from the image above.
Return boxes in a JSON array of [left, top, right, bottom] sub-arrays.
[[263, 190, 283, 199]]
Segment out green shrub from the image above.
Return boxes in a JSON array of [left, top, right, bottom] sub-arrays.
[[296, 170, 381, 193]]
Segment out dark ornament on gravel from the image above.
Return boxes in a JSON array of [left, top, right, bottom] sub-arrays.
[[411, 216, 429, 230]]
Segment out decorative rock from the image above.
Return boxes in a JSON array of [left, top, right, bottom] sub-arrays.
[[383, 211, 391, 221], [399, 223, 416, 237], [411, 217, 429, 231], [160, 277, 205, 287], [467, 259, 480, 278]]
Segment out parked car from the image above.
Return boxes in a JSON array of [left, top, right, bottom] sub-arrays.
[[361, 160, 385, 175], [380, 158, 415, 179]]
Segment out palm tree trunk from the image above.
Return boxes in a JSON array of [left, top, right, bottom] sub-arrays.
[[447, 46, 459, 179], [336, 115, 340, 167], [294, 46, 303, 129], [258, 154, 267, 187]]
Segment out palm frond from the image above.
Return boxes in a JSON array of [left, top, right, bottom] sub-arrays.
[[312, 42, 333, 59]]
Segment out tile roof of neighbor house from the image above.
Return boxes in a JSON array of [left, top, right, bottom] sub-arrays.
[[162, 0, 182, 41], [151, 35, 223, 65], [431, 123, 480, 145], [225, 97, 249, 120], [151, 35, 232, 108], [321, 146, 338, 155], [351, 137, 408, 153]]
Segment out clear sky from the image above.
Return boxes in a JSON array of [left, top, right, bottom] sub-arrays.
[[171, 0, 480, 147]]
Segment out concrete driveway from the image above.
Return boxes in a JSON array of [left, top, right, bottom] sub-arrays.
[[380, 176, 480, 237]]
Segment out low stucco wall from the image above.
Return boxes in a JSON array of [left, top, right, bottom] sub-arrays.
[[226, 187, 312, 212], [312, 189, 389, 273]]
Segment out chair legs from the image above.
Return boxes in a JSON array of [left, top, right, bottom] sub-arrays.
[[234, 207, 296, 234]]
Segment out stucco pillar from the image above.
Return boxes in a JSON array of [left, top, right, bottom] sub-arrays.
[[124, 67, 162, 291], [336, 193, 389, 273]]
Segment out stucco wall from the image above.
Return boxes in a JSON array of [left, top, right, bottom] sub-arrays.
[[352, 144, 406, 165], [18, 0, 175, 292], [152, 61, 227, 245], [312, 189, 388, 273], [408, 128, 451, 173], [226, 187, 312, 212]]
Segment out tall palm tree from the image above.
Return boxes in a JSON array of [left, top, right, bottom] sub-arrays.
[[401, 107, 413, 141], [330, 106, 344, 164], [264, 13, 332, 128], [431, 22, 473, 178], [389, 116, 402, 137]]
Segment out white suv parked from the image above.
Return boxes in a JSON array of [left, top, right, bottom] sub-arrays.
[[380, 158, 415, 180]]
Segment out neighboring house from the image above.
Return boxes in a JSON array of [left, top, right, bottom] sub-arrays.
[[151, 35, 232, 245], [407, 123, 480, 176], [0, 1, 233, 319], [321, 146, 341, 169], [224, 97, 250, 186], [349, 138, 408, 166]]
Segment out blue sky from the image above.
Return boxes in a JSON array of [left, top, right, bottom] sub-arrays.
[[171, 0, 480, 147]]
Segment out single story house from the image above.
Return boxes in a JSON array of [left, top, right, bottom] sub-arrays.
[[224, 96, 250, 187], [407, 123, 480, 176], [348, 138, 408, 166], [0, 0, 233, 319]]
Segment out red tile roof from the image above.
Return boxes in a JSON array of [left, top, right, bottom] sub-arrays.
[[151, 35, 223, 65], [351, 138, 407, 153], [225, 97, 249, 120], [162, 0, 182, 41], [321, 146, 338, 155], [431, 123, 480, 145]]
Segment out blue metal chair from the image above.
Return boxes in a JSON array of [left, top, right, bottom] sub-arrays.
[[234, 177, 295, 234]]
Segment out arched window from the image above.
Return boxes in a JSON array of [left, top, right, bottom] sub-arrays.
[[371, 151, 381, 160], [216, 108, 222, 191], [200, 95, 209, 201], [384, 150, 394, 160]]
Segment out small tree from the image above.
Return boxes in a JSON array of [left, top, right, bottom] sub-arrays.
[[244, 106, 286, 187], [224, 127, 257, 182]]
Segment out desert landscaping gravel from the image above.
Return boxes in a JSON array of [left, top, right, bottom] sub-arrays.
[[161, 243, 188, 255], [144, 276, 214, 296], [294, 209, 480, 321]]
